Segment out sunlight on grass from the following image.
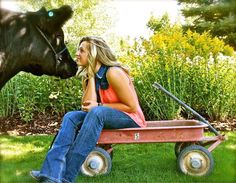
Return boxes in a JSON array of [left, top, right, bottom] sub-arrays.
[[224, 132, 236, 150], [1, 144, 44, 159], [0, 137, 44, 160], [16, 169, 23, 176], [225, 144, 236, 150]]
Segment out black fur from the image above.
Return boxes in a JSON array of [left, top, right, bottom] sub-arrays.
[[27, 5, 73, 34], [0, 5, 77, 90]]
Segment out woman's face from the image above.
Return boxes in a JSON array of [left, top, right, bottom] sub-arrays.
[[75, 41, 89, 66]]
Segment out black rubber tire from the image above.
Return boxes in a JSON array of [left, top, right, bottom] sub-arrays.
[[177, 145, 214, 176], [97, 144, 113, 160], [174, 142, 191, 158], [175, 142, 203, 158]]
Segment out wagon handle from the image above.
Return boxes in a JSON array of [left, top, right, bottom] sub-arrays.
[[153, 82, 221, 136]]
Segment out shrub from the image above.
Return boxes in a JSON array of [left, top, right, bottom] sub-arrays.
[[120, 24, 236, 121], [0, 73, 83, 122]]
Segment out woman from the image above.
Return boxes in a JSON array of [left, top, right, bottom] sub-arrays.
[[30, 36, 146, 183]]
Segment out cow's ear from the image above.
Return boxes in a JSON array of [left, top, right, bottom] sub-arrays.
[[26, 7, 48, 29], [37, 7, 47, 14]]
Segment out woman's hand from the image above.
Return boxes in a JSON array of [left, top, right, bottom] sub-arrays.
[[82, 100, 98, 112]]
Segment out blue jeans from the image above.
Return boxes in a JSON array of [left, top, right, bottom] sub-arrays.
[[38, 106, 140, 183]]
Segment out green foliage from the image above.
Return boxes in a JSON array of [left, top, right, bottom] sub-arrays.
[[120, 16, 236, 120], [177, 0, 236, 49], [147, 13, 171, 33], [0, 73, 83, 121], [0, 80, 17, 117], [1, 2, 236, 123], [0, 0, 112, 121]]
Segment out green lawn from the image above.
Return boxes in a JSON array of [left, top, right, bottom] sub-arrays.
[[0, 132, 235, 183]]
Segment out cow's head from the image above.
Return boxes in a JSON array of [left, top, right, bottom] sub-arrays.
[[24, 5, 77, 78]]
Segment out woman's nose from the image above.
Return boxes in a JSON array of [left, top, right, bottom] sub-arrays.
[[75, 51, 79, 56]]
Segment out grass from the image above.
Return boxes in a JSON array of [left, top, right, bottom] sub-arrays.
[[0, 132, 235, 183]]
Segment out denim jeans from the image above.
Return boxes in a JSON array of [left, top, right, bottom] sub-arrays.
[[38, 106, 140, 183]]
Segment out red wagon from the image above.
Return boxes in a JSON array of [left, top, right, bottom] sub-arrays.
[[80, 83, 225, 177]]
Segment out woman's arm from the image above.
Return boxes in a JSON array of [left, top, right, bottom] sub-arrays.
[[82, 77, 97, 103], [81, 77, 98, 112], [104, 67, 138, 113]]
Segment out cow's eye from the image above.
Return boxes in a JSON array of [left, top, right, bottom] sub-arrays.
[[48, 11, 54, 17]]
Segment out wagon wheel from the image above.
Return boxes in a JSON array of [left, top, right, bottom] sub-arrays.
[[175, 142, 192, 158], [80, 147, 112, 176], [177, 145, 214, 176], [174, 142, 203, 158], [97, 144, 114, 160]]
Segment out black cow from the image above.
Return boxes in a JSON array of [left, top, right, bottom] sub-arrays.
[[0, 5, 77, 90]]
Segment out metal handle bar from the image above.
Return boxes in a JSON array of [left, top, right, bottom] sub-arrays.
[[153, 82, 220, 136]]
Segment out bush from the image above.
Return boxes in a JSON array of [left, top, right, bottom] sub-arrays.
[[1, 15, 235, 122], [0, 73, 83, 122], [120, 25, 236, 121]]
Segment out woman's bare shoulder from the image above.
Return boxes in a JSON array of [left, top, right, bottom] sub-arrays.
[[107, 66, 125, 75], [106, 66, 129, 83]]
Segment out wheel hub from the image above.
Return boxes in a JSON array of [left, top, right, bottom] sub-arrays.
[[89, 160, 100, 170], [190, 158, 202, 169]]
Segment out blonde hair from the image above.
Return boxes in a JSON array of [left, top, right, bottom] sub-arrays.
[[77, 36, 129, 84]]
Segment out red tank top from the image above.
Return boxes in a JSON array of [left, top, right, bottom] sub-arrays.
[[98, 68, 146, 128]]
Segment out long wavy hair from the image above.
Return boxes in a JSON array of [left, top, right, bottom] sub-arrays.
[[77, 36, 130, 84]]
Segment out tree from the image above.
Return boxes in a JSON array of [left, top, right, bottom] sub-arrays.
[[177, 0, 236, 49], [146, 13, 171, 33]]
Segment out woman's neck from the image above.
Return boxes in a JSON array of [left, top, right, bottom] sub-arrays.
[[95, 62, 102, 73]]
